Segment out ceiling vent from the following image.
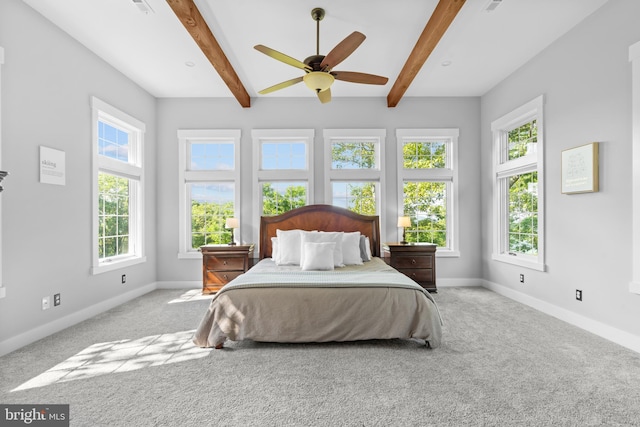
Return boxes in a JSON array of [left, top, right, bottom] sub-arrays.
[[484, 0, 503, 12], [132, 0, 154, 14]]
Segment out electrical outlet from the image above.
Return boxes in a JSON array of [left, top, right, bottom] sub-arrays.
[[42, 296, 51, 310], [576, 289, 583, 301], [121, 274, 126, 284], [54, 293, 61, 306], [519, 274, 524, 283]]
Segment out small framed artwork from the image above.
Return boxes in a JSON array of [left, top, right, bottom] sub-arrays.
[[40, 146, 66, 186], [561, 142, 599, 194]]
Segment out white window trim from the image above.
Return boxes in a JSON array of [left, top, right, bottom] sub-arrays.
[[323, 129, 386, 220], [177, 129, 241, 259], [91, 96, 146, 275], [0, 46, 4, 294], [491, 95, 545, 271], [252, 129, 315, 250], [629, 40, 640, 294], [396, 128, 460, 257]]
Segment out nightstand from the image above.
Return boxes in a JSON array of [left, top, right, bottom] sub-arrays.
[[200, 244, 254, 294], [383, 243, 437, 292]]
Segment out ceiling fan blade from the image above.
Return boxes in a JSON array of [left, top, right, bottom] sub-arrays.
[[317, 88, 331, 104], [320, 31, 366, 71], [254, 45, 312, 71], [258, 76, 304, 95], [332, 71, 389, 85]]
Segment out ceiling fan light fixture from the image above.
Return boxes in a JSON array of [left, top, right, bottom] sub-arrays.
[[303, 71, 334, 92]]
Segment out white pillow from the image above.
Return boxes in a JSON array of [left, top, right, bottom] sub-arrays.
[[342, 232, 363, 265], [300, 231, 344, 267], [271, 237, 279, 261], [275, 229, 303, 265], [301, 242, 336, 271], [360, 235, 372, 262]]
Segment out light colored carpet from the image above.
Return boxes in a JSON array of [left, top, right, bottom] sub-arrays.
[[1, 287, 640, 426]]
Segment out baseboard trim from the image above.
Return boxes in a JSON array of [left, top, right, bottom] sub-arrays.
[[437, 278, 482, 288], [156, 281, 201, 290], [482, 279, 640, 354], [0, 283, 157, 357]]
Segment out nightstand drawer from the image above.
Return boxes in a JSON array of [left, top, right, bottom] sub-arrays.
[[392, 255, 432, 269], [397, 268, 433, 284], [205, 270, 244, 285], [205, 256, 247, 271]]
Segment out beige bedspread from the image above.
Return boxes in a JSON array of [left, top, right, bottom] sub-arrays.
[[192, 258, 443, 348]]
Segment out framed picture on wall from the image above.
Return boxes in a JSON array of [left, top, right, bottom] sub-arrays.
[[561, 142, 599, 194]]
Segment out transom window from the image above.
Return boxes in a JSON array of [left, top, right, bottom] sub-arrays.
[[91, 97, 146, 274], [396, 129, 459, 256], [178, 130, 241, 258], [492, 95, 545, 271]]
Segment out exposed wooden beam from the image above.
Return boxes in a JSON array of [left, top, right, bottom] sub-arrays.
[[387, 0, 466, 108], [166, 0, 251, 108]]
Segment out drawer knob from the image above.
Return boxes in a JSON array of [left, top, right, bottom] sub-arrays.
[[223, 274, 228, 280], [223, 260, 228, 265], [411, 259, 416, 265]]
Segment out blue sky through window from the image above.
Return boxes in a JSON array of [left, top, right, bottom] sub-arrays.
[[98, 121, 129, 162]]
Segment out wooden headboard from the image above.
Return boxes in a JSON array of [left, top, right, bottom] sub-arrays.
[[259, 204, 381, 259]]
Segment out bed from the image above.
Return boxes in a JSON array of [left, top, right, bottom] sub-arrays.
[[192, 204, 442, 349]]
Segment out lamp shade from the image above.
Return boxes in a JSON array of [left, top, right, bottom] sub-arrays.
[[225, 217, 239, 229], [303, 71, 335, 92], [397, 216, 411, 228]]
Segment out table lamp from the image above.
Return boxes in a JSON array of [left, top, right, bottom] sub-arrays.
[[225, 217, 239, 245], [397, 216, 411, 245]]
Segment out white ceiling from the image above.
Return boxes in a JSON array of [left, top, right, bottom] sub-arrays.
[[21, 0, 609, 102]]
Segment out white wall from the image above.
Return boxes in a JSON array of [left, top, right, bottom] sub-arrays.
[[0, 0, 157, 354], [156, 96, 482, 283], [480, 0, 640, 342]]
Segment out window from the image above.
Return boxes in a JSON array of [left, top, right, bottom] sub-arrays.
[[396, 129, 459, 256], [0, 46, 4, 293], [91, 97, 145, 274], [252, 129, 314, 217], [178, 130, 241, 258], [491, 95, 545, 271], [323, 129, 386, 216]]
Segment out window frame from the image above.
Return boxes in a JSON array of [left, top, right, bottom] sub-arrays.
[[177, 129, 241, 259], [491, 95, 545, 271], [396, 128, 459, 257], [0, 46, 4, 293], [252, 129, 314, 247], [91, 96, 146, 274], [323, 129, 386, 217]]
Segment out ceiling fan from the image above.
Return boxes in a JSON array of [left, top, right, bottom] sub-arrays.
[[254, 7, 389, 104]]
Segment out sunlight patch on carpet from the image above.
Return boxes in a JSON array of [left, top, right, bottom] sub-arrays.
[[167, 289, 215, 304], [11, 330, 211, 392]]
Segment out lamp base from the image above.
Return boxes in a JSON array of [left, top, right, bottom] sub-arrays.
[[400, 241, 408, 245]]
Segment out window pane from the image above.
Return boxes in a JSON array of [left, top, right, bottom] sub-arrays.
[[262, 182, 307, 215], [189, 142, 234, 171], [332, 182, 376, 215], [403, 141, 446, 169], [262, 142, 306, 170], [98, 121, 130, 163], [98, 173, 131, 259], [508, 120, 537, 161], [189, 182, 235, 248], [403, 181, 447, 246], [331, 141, 376, 169], [508, 171, 538, 255]]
